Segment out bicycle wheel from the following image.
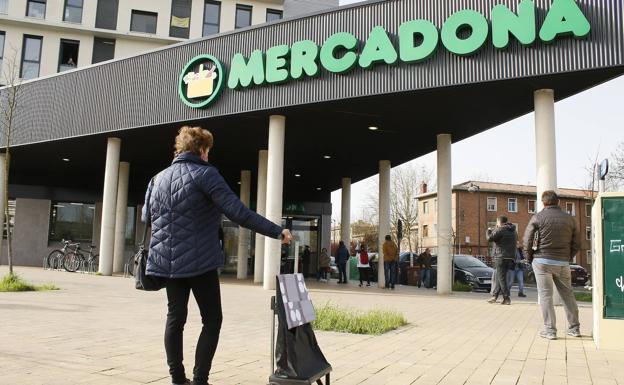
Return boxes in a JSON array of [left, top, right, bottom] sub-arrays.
[[63, 252, 82, 272], [46, 250, 64, 270], [89, 255, 99, 273]]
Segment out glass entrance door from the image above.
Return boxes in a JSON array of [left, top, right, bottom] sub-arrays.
[[281, 216, 320, 277]]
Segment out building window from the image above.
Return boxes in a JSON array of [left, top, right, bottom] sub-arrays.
[[0, 0, 8, 14], [266, 8, 282, 22], [585, 203, 592, 217], [20, 35, 42, 80], [95, 0, 118, 30], [26, 0, 46, 18], [565, 202, 575, 216], [49, 202, 95, 243], [63, 0, 83, 23], [130, 10, 157, 34], [235, 4, 252, 29], [170, 0, 191, 38], [422, 201, 429, 214], [203, 1, 221, 36], [0, 31, 5, 70], [2, 199, 15, 239], [58, 39, 79, 72], [487, 197, 497, 212], [586, 226, 591, 241], [528, 199, 536, 214], [92, 37, 115, 63], [508, 198, 518, 213], [586, 250, 592, 265], [422, 225, 428, 238]]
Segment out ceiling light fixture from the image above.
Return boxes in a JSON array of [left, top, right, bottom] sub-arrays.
[[323, 155, 331, 159], [62, 158, 70, 162], [368, 126, 379, 131], [316, 187, 322, 191], [295, 174, 301, 177]]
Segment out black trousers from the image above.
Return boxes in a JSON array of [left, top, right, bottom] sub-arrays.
[[494, 258, 512, 299], [165, 270, 223, 385], [338, 262, 347, 283], [358, 267, 370, 285]]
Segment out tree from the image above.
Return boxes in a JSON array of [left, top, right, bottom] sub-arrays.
[[0, 46, 23, 275], [608, 142, 624, 191], [365, 164, 433, 252]]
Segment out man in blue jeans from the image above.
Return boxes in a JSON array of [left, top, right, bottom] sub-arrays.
[[382, 235, 398, 289], [523, 190, 580, 340]]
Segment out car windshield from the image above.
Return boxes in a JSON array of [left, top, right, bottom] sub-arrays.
[[454, 256, 488, 269]]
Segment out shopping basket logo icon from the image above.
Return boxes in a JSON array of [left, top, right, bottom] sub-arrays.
[[179, 54, 225, 108]]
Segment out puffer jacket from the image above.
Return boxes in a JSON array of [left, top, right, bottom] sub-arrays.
[[336, 245, 350, 264], [523, 205, 579, 262], [142, 152, 283, 278], [487, 222, 517, 259]]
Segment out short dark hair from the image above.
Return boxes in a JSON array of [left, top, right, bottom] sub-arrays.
[[339, 241, 344, 246], [498, 215, 509, 224], [385, 235, 392, 241], [542, 190, 559, 206]]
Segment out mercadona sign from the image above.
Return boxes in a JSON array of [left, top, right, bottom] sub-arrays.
[[179, 0, 591, 108]]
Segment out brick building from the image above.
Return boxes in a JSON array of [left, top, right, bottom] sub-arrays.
[[417, 182, 593, 269]]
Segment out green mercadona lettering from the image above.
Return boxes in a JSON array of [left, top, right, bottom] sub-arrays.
[[226, 0, 590, 89]]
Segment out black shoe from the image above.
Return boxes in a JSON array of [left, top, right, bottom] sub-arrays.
[[518, 292, 527, 298], [359, 283, 363, 287], [173, 379, 191, 385], [366, 283, 371, 287], [501, 297, 511, 305]]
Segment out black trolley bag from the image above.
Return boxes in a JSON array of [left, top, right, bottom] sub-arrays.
[[269, 274, 331, 385]]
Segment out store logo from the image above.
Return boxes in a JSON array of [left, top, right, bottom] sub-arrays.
[[178, 54, 225, 108], [179, 0, 591, 108]]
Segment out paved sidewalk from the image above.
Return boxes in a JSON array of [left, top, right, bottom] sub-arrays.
[[1, 267, 623, 385]]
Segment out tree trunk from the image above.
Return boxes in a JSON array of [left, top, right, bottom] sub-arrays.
[[4, 151, 12, 275]]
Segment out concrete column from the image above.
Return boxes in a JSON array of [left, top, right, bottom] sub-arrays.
[[237, 170, 251, 279], [254, 150, 268, 284], [378, 161, 391, 288], [0, 154, 6, 259], [112, 162, 130, 274], [341, 177, 351, 281], [437, 134, 453, 295], [263, 115, 285, 290], [534, 89, 558, 211], [98, 138, 121, 276], [535, 89, 561, 305]]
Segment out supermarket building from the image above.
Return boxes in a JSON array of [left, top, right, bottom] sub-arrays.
[[1, 0, 623, 292]]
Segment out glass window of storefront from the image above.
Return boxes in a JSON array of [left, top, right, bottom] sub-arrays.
[[49, 202, 95, 242]]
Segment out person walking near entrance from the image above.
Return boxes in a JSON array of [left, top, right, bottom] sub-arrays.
[[382, 235, 398, 289], [302, 245, 311, 278], [416, 248, 433, 288], [486, 216, 517, 305], [357, 245, 371, 287], [523, 190, 580, 340], [143, 126, 292, 385], [336, 241, 349, 284], [508, 242, 527, 297], [317, 247, 330, 282]]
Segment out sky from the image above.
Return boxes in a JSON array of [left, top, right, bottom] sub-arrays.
[[330, 0, 624, 222]]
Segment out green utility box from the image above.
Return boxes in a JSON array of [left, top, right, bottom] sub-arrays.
[[592, 194, 624, 350], [601, 198, 624, 319]]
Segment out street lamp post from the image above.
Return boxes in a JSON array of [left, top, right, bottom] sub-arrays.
[[468, 183, 481, 256]]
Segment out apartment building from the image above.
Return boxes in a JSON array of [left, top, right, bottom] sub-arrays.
[[417, 181, 594, 268], [0, 0, 285, 83]]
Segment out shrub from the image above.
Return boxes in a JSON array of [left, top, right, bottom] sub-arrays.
[[0, 274, 59, 292], [312, 303, 408, 335], [452, 282, 473, 292], [575, 292, 592, 302]]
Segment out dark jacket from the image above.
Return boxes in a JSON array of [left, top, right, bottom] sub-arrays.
[[142, 152, 283, 278], [523, 205, 579, 263], [487, 222, 517, 259], [416, 252, 432, 269], [336, 245, 350, 265]]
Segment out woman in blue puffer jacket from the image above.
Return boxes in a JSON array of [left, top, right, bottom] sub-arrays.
[[142, 126, 292, 385]]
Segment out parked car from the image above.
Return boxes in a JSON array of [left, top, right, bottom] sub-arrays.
[[430, 254, 495, 292], [524, 263, 589, 286], [399, 252, 419, 285]]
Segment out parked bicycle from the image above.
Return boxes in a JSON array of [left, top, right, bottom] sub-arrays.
[[44, 240, 79, 270], [63, 244, 98, 273]]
